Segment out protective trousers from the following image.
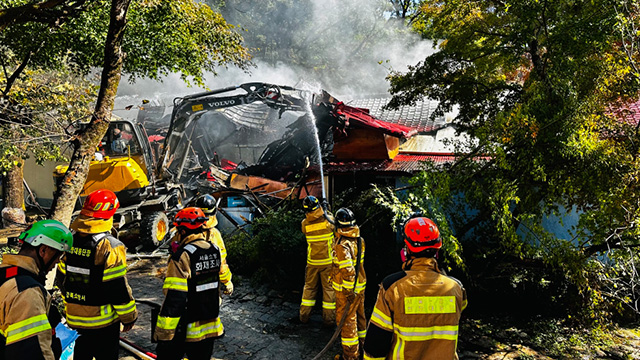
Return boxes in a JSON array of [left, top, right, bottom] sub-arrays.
[[300, 265, 335, 325], [73, 322, 120, 360], [336, 292, 366, 360], [156, 324, 215, 360]]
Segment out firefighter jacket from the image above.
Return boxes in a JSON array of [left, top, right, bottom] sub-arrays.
[[332, 226, 367, 359], [363, 257, 467, 360], [332, 226, 366, 295], [301, 207, 335, 267], [0, 255, 55, 360], [56, 228, 137, 330], [154, 233, 223, 342], [203, 216, 232, 286]]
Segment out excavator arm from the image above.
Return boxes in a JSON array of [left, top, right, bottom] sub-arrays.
[[158, 82, 310, 182]]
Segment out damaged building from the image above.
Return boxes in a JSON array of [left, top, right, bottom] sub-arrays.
[[149, 84, 462, 235]]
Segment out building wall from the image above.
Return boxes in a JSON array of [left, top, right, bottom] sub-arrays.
[[23, 156, 66, 208]]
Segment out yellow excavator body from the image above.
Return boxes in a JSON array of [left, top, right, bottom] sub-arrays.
[[54, 155, 150, 197]]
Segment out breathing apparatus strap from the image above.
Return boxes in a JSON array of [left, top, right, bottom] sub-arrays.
[[352, 236, 362, 294], [36, 245, 61, 275]]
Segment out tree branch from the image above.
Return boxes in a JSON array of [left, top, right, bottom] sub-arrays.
[[0, 0, 89, 31], [583, 241, 640, 257], [3, 50, 32, 95]]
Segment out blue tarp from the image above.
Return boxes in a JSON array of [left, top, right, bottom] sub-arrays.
[[55, 322, 79, 360]]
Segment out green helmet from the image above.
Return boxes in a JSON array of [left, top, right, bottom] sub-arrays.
[[19, 219, 73, 252]]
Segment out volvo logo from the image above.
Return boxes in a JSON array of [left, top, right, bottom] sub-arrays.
[[208, 100, 237, 107]]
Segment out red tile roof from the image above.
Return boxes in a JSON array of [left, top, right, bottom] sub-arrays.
[[609, 99, 640, 125], [335, 103, 418, 138]]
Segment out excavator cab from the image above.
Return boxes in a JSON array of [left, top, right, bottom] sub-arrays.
[[54, 119, 174, 250], [55, 120, 155, 203]]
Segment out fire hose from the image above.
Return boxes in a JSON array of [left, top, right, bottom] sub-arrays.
[[119, 337, 157, 359], [311, 235, 362, 360]]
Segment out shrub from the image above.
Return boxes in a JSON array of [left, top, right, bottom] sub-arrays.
[[225, 206, 307, 292]]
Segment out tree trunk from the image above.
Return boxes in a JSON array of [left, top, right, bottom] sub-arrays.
[[1, 158, 25, 227], [1, 119, 27, 228], [49, 0, 132, 226]]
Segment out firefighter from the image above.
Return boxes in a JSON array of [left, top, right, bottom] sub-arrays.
[[300, 195, 336, 326], [56, 189, 138, 360], [363, 216, 468, 360], [332, 208, 366, 360], [154, 207, 223, 360], [195, 194, 233, 296], [0, 220, 73, 360]]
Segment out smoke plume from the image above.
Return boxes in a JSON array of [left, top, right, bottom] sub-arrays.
[[116, 0, 434, 107]]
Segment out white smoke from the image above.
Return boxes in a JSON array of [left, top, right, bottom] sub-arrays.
[[115, 0, 435, 105]]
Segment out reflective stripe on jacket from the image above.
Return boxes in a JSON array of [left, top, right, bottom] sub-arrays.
[[363, 257, 467, 360], [204, 217, 232, 285], [331, 226, 366, 294], [301, 207, 335, 267], [0, 255, 55, 360], [56, 230, 137, 330], [154, 234, 223, 343]]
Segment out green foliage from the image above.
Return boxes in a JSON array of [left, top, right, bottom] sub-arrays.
[[225, 207, 307, 290], [372, 170, 464, 271], [0, 66, 97, 173], [225, 231, 256, 275], [0, 0, 251, 172], [460, 316, 617, 359], [381, 0, 640, 322], [0, 244, 19, 263], [1, 0, 251, 88], [120, 0, 251, 85], [0, 0, 251, 215], [524, 319, 615, 358]]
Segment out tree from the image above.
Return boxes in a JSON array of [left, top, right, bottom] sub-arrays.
[[383, 0, 640, 320], [387, 0, 422, 24], [0, 68, 96, 226], [0, 0, 251, 225]]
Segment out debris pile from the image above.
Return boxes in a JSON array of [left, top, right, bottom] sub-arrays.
[[144, 85, 416, 237]]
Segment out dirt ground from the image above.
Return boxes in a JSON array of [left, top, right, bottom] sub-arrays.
[[119, 257, 342, 360], [118, 258, 640, 360]]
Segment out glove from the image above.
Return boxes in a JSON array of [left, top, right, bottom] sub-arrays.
[[223, 281, 234, 296], [121, 319, 136, 332], [343, 289, 355, 303], [170, 240, 180, 254]]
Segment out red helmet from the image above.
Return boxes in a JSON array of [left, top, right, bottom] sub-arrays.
[[174, 207, 208, 230], [80, 189, 120, 220], [403, 217, 441, 253]]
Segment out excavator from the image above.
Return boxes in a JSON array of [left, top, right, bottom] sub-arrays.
[[54, 83, 309, 249]]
